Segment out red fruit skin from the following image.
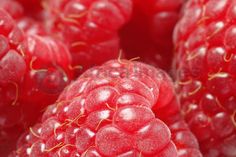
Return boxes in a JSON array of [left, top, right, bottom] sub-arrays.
[[174, 0, 236, 156], [0, 0, 24, 19], [44, 0, 133, 76], [0, 9, 73, 156], [0, 0, 48, 35], [1, 0, 46, 20], [119, 0, 184, 70], [12, 60, 202, 157], [17, 17, 47, 36], [15, 0, 43, 18]]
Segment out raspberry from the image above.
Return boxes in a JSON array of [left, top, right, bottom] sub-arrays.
[[12, 60, 202, 157], [0, 0, 45, 21], [119, 0, 184, 70], [0, 9, 73, 155], [44, 0, 183, 72], [0, 0, 47, 36], [43, 0, 132, 76], [174, 0, 236, 156]]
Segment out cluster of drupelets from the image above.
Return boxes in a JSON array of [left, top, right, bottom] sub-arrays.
[[0, 0, 236, 157]]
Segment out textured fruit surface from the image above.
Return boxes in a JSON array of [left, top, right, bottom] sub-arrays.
[[0, 0, 48, 35], [17, 17, 47, 35], [120, 0, 184, 70], [12, 60, 202, 157], [43, 0, 133, 75], [0, 0, 24, 19], [174, 0, 236, 156], [1, 0, 45, 21], [0, 9, 73, 156]]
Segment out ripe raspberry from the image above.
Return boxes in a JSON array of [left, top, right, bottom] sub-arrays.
[[43, 0, 133, 75], [0, 0, 48, 35], [12, 60, 202, 157], [0, 9, 73, 155], [0, 0, 46, 21], [119, 0, 184, 70], [174, 0, 236, 156]]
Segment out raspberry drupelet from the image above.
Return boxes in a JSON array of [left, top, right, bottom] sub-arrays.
[[43, 0, 133, 76], [12, 60, 202, 157], [174, 0, 236, 156], [0, 0, 48, 36], [0, 9, 73, 155]]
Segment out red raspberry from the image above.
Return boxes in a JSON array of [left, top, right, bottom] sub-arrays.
[[0, 0, 48, 35], [0, 9, 73, 155], [174, 0, 236, 156], [12, 60, 202, 157], [0, 0, 45, 20], [119, 0, 184, 70], [45, 0, 183, 71], [43, 0, 132, 75]]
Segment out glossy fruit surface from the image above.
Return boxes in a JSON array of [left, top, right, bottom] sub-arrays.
[[44, 0, 133, 76], [12, 60, 202, 157], [174, 0, 236, 156], [0, 9, 73, 156]]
